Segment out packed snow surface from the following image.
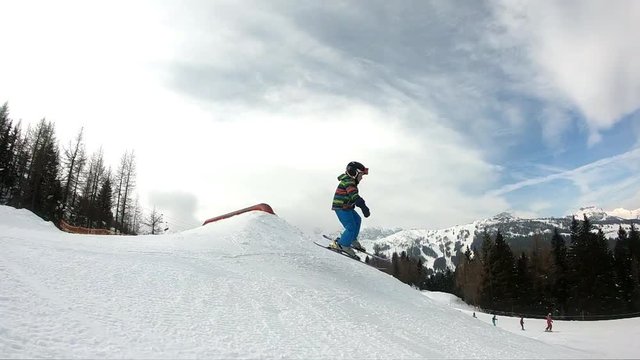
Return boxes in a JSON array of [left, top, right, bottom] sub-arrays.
[[1, 205, 638, 358]]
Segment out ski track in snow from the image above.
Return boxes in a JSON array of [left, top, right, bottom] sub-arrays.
[[0, 206, 632, 358]]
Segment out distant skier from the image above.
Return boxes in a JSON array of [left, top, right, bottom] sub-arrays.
[[545, 313, 553, 332], [472, 311, 477, 318], [330, 161, 370, 257], [492, 314, 497, 326], [520, 316, 525, 330]]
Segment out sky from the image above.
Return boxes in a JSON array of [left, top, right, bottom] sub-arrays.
[[2, 204, 638, 358], [1, 0, 639, 233]]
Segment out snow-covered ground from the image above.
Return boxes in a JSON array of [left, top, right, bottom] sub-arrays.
[[423, 291, 640, 359], [1, 205, 638, 358]]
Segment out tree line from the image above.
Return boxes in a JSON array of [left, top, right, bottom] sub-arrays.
[[0, 102, 145, 234], [367, 216, 640, 320], [456, 216, 640, 318]]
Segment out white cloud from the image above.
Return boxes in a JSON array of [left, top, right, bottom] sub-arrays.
[[170, 96, 504, 231], [487, 147, 640, 210], [576, 174, 640, 212], [135, 1, 513, 229], [2, 0, 638, 232], [492, 0, 640, 144], [537, 106, 573, 150]]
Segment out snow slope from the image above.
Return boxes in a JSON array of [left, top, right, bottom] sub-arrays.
[[0, 205, 635, 358], [425, 291, 640, 359]]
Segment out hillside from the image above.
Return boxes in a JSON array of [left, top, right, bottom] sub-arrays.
[[0, 205, 591, 358]]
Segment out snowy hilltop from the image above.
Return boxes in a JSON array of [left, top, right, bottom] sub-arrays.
[[573, 205, 640, 221], [5, 205, 639, 358], [357, 207, 640, 273]]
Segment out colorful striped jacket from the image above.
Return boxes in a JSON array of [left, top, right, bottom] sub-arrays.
[[332, 173, 362, 210]]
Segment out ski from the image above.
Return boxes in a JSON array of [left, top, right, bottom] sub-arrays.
[[313, 241, 360, 260], [321, 235, 390, 262], [313, 241, 387, 269]]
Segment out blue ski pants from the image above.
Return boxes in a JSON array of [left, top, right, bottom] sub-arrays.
[[335, 209, 362, 247]]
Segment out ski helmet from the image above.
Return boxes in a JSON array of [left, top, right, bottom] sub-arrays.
[[346, 161, 368, 178]]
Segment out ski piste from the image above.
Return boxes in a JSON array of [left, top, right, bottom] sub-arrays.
[[320, 235, 390, 262]]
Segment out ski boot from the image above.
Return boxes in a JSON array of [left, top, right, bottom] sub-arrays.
[[351, 239, 365, 252], [329, 240, 356, 257]]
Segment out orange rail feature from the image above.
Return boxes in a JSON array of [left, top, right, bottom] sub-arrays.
[[202, 203, 276, 226], [59, 220, 115, 235]]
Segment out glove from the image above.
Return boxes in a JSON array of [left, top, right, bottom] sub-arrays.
[[355, 197, 370, 218]]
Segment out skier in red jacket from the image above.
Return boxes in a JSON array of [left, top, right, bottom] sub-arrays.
[[545, 313, 553, 332]]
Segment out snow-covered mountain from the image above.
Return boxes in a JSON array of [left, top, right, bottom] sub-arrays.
[[359, 207, 640, 273], [607, 207, 640, 220], [572, 206, 625, 221]]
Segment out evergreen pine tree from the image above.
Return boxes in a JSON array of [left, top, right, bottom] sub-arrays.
[[391, 252, 400, 277], [550, 228, 569, 315], [21, 120, 63, 222], [630, 224, 640, 260], [398, 251, 410, 284], [480, 231, 493, 265], [569, 215, 617, 315], [95, 174, 114, 229], [628, 224, 640, 311], [567, 216, 584, 315], [464, 246, 472, 262], [514, 252, 533, 312], [590, 229, 618, 313], [415, 258, 424, 288], [478, 231, 495, 310], [527, 233, 553, 315], [0, 103, 19, 201], [8, 123, 30, 207], [613, 226, 637, 311], [488, 231, 516, 311]]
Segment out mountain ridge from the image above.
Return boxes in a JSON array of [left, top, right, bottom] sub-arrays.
[[359, 206, 640, 273]]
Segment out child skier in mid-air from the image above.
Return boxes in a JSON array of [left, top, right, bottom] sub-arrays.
[[330, 161, 370, 257]]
